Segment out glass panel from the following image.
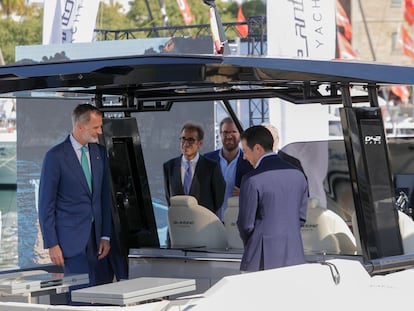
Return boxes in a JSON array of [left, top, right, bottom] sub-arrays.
[[134, 101, 215, 246], [0, 99, 17, 270], [280, 137, 414, 256]]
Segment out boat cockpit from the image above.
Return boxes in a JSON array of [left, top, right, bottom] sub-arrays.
[[1, 54, 414, 307]]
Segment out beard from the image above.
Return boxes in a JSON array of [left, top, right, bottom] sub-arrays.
[[83, 132, 99, 144], [223, 142, 239, 153]]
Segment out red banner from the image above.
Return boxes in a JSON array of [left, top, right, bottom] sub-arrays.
[[405, 0, 414, 25], [337, 31, 357, 59], [391, 85, 410, 103], [336, 0, 352, 40], [401, 25, 414, 59], [236, 5, 248, 38], [176, 0, 194, 25]]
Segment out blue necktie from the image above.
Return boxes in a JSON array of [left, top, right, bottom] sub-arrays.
[[183, 160, 192, 195], [81, 145, 92, 192]]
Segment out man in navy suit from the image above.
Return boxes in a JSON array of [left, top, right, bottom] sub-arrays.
[[38, 104, 112, 291], [204, 117, 252, 220], [163, 122, 225, 214], [261, 122, 305, 175], [237, 125, 308, 272]]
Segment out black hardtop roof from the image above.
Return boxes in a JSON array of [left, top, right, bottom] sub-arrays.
[[0, 54, 412, 103]]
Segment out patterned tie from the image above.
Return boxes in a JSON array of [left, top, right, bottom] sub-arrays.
[[183, 160, 192, 195], [81, 145, 92, 192]]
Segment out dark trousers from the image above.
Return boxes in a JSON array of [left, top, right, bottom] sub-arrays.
[[95, 233, 128, 285], [64, 226, 98, 304]]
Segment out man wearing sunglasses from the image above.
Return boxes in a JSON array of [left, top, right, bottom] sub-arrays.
[[163, 122, 225, 214]]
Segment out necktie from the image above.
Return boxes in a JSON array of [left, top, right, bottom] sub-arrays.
[[81, 145, 92, 192], [183, 160, 192, 195]]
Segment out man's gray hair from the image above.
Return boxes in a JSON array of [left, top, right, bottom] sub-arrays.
[[72, 104, 102, 129], [261, 122, 279, 151]]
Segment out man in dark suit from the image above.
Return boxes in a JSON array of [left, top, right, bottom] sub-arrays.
[[38, 104, 112, 293], [237, 125, 308, 272], [205, 117, 252, 220], [163, 122, 225, 214], [261, 122, 305, 175]]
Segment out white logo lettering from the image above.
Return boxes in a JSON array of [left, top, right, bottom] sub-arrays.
[[365, 135, 382, 144]]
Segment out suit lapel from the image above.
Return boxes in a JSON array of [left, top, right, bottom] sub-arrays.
[[212, 150, 220, 162], [89, 143, 102, 196], [63, 137, 91, 195], [258, 154, 277, 170], [191, 156, 204, 195], [173, 157, 184, 193]]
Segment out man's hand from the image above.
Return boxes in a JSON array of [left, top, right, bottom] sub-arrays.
[[49, 245, 64, 267], [98, 239, 110, 260], [232, 186, 240, 196]]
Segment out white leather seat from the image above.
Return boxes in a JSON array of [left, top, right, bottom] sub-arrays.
[[168, 195, 228, 249], [223, 196, 244, 249], [301, 198, 357, 255], [351, 210, 414, 255], [397, 210, 414, 254]]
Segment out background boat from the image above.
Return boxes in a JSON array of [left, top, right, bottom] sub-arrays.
[[0, 98, 17, 269]]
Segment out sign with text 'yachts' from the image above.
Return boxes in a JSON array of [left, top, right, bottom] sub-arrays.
[[267, 0, 335, 59]]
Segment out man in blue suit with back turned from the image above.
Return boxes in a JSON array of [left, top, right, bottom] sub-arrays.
[[38, 104, 112, 294], [237, 125, 308, 272]]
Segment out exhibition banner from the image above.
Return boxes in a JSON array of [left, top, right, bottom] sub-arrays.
[[267, 0, 336, 59], [43, 0, 100, 44]]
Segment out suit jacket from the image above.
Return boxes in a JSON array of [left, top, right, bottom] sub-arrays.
[[163, 155, 225, 213], [237, 154, 308, 272], [38, 135, 112, 258], [204, 149, 253, 188], [278, 149, 306, 179]]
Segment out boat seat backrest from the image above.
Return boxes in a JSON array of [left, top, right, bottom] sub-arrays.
[[351, 210, 414, 255], [398, 210, 414, 254], [168, 195, 228, 249], [223, 196, 244, 249], [301, 198, 357, 255]]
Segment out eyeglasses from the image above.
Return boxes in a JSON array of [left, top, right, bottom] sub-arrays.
[[221, 130, 238, 136], [179, 137, 198, 144]]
